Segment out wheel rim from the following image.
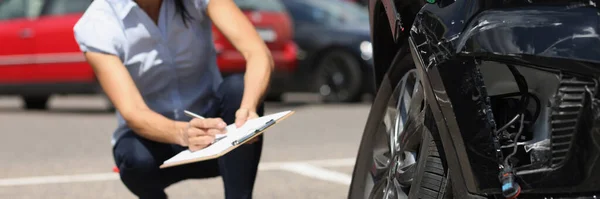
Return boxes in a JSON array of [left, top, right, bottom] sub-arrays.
[[317, 54, 356, 101], [361, 69, 426, 199]]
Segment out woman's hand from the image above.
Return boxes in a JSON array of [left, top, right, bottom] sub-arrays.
[[235, 108, 260, 144], [180, 118, 228, 152], [235, 108, 259, 127]]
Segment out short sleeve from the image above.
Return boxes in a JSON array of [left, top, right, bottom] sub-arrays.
[[193, 0, 211, 14], [73, 9, 123, 57]]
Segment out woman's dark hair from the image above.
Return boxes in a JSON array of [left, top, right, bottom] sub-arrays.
[[174, 0, 193, 27]]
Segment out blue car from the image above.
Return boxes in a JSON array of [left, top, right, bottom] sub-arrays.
[[277, 0, 374, 103]]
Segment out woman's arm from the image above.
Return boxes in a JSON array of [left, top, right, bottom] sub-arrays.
[[84, 52, 225, 149], [74, 3, 225, 151], [206, 0, 274, 126]]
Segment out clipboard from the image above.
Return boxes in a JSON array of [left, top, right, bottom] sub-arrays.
[[160, 110, 294, 169]]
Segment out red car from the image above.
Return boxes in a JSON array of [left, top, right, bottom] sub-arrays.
[[0, 0, 296, 110], [217, 0, 297, 75]]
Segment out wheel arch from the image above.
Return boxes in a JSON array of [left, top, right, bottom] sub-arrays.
[[369, 0, 423, 92]]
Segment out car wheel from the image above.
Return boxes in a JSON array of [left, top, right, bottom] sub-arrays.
[[314, 50, 363, 103], [349, 53, 451, 199], [22, 95, 50, 110]]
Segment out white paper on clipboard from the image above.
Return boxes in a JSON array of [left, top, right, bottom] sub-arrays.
[[160, 110, 293, 168]]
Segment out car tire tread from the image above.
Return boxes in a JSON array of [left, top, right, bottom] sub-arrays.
[[417, 139, 448, 199]]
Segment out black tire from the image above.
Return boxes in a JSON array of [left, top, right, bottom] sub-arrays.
[[403, 61, 451, 199], [409, 132, 452, 199], [349, 48, 451, 199], [22, 96, 49, 110], [314, 50, 363, 103]]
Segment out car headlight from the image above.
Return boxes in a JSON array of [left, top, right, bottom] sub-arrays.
[[360, 41, 372, 60]]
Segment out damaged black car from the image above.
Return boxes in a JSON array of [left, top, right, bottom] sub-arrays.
[[349, 0, 600, 199]]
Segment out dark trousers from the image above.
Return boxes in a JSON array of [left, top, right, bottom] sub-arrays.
[[113, 74, 264, 199]]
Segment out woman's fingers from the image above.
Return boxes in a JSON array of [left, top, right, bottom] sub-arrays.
[[206, 128, 226, 136], [186, 117, 228, 151], [190, 118, 226, 129], [187, 126, 225, 137], [188, 135, 215, 152], [186, 127, 204, 138]]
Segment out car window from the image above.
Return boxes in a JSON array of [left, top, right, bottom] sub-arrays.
[[282, 1, 318, 24], [304, 0, 369, 25], [233, 0, 286, 12], [27, 0, 45, 18], [43, 0, 91, 16], [0, 0, 27, 20]]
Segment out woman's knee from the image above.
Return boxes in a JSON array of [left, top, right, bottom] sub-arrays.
[[113, 135, 160, 172], [218, 74, 245, 103], [112, 133, 172, 198]]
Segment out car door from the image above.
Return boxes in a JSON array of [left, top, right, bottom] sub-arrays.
[[234, 0, 292, 50], [31, 0, 92, 83], [0, 0, 36, 84], [282, 0, 328, 65], [282, 1, 321, 51]]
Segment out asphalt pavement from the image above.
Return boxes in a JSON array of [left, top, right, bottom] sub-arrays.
[[0, 94, 371, 199]]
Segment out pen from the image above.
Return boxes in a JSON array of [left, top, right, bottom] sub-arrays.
[[184, 110, 205, 119], [184, 110, 227, 141]]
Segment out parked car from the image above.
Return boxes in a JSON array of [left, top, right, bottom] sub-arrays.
[[0, 0, 296, 110], [217, 0, 298, 77], [349, 0, 600, 199], [336, 0, 368, 6], [0, 0, 96, 110], [279, 0, 374, 103]]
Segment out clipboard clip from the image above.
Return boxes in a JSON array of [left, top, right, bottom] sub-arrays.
[[232, 119, 276, 145]]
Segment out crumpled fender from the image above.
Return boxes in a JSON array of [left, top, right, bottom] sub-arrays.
[[410, 2, 600, 76], [407, 1, 600, 195]]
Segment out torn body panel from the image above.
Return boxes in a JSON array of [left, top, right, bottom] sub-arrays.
[[408, 0, 600, 196]]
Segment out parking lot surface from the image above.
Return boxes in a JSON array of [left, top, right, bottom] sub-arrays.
[[0, 95, 371, 199]]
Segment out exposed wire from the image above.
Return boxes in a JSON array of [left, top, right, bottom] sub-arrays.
[[499, 65, 529, 168], [496, 114, 521, 134], [504, 64, 529, 167], [493, 92, 540, 134], [504, 113, 525, 166], [494, 65, 530, 137], [495, 65, 529, 198]]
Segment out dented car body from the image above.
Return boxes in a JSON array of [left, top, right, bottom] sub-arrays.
[[349, 0, 600, 198]]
